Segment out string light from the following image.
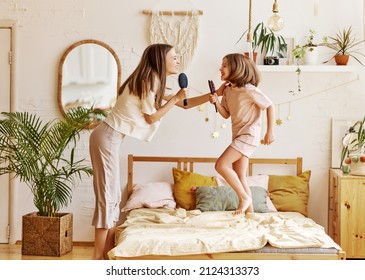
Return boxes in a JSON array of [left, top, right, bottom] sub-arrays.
[[287, 102, 292, 121], [275, 104, 283, 126]]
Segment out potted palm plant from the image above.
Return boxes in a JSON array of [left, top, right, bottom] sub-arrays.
[[341, 116, 365, 175], [0, 106, 106, 256], [323, 26, 365, 66]]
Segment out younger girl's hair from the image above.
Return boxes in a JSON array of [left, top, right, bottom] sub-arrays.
[[118, 43, 174, 109], [224, 53, 261, 87]]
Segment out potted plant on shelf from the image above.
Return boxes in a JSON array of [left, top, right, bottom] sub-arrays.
[[341, 116, 365, 175], [236, 22, 287, 64], [323, 26, 365, 66], [236, 22, 263, 62], [303, 29, 324, 65], [0, 106, 106, 256], [256, 22, 287, 65], [289, 29, 328, 94]]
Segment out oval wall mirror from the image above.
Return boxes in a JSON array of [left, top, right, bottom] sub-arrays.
[[57, 39, 121, 128]]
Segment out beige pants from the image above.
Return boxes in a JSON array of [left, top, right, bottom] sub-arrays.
[[89, 122, 125, 229]]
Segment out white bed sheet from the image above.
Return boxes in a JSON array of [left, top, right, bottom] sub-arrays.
[[108, 208, 341, 259]]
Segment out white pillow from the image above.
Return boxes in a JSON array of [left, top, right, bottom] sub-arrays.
[[215, 174, 277, 212], [121, 182, 176, 212]]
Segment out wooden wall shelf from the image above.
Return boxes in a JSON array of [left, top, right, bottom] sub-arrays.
[[258, 65, 358, 73]]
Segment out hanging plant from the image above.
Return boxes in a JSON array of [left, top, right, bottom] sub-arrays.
[[289, 45, 306, 95]]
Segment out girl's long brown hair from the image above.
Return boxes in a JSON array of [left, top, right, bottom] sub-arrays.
[[224, 53, 261, 87], [118, 43, 173, 109]]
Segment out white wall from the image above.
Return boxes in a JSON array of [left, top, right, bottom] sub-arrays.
[[1, 0, 365, 242]]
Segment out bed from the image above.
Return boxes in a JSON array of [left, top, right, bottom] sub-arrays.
[[108, 154, 345, 260]]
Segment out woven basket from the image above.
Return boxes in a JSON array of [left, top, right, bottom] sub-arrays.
[[22, 212, 73, 256]]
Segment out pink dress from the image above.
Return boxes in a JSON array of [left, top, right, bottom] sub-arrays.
[[220, 84, 272, 157]]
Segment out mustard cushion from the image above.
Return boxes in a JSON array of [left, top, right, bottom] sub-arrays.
[[172, 168, 217, 210], [268, 170, 311, 216]]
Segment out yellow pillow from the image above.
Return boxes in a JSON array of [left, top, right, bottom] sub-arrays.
[[172, 168, 217, 210], [268, 170, 311, 216]]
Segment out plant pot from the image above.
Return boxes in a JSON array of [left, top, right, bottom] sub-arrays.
[[348, 154, 365, 176], [244, 52, 257, 63], [304, 47, 319, 65], [22, 212, 73, 256], [335, 54, 349, 65]]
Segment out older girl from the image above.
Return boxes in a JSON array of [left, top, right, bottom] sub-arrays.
[[89, 44, 212, 259]]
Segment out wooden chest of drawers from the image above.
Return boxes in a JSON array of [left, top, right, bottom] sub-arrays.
[[328, 169, 365, 258]]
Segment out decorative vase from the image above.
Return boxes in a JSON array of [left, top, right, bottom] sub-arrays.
[[335, 54, 349, 65], [22, 212, 73, 256]]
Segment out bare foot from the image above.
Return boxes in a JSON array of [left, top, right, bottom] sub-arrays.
[[245, 204, 254, 214], [233, 197, 252, 215]]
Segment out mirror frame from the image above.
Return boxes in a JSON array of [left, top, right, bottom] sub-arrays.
[[57, 39, 121, 128]]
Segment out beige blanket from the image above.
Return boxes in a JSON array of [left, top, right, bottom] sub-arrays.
[[108, 208, 341, 258]]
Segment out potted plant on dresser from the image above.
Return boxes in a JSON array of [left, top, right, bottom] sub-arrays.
[[0, 106, 106, 256], [341, 115, 365, 175], [323, 26, 365, 66]]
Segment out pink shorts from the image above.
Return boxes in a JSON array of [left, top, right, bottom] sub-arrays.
[[230, 135, 257, 158]]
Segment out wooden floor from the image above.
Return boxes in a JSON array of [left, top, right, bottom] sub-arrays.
[[0, 243, 94, 260]]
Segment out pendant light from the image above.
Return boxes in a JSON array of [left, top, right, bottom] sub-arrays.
[[246, 0, 254, 59], [268, 0, 284, 32]]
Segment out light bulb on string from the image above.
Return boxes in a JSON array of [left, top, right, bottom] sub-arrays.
[[245, 0, 254, 60], [246, 28, 254, 60], [268, 0, 284, 32]]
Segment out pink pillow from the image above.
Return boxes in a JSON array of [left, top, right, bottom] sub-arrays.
[[215, 174, 277, 212], [121, 182, 176, 212]]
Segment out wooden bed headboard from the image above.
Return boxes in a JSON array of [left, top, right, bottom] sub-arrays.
[[127, 154, 303, 197]]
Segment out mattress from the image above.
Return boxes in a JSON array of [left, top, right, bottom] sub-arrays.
[[108, 208, 342, 259]]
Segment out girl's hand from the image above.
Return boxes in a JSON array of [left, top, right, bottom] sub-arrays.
[[209, 92, 218, 104], [175, 88, 188, 102], [262, 132, 275, 145], [216, 83, 228, 96]]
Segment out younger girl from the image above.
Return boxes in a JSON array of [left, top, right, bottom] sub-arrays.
[[210, 53, 274, 215]]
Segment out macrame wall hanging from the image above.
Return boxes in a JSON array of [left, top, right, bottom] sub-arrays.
[[143, 9, 203, 71]]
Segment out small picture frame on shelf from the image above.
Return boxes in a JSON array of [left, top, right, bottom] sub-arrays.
[[283, 37, 295, 65]]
